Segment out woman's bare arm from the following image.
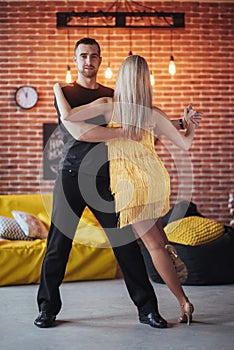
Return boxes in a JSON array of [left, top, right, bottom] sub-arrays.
[[152, 107, 196, 151], [62, 120, 126, 142]]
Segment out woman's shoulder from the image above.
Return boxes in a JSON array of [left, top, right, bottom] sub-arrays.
[[151, 106, 168, 122], [152, 105, 164, 114]]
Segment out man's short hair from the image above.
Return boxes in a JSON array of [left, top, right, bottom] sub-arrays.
[[74, 38, 101, 56]]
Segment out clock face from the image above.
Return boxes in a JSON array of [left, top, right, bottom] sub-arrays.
[[15, 86, 38, 109]]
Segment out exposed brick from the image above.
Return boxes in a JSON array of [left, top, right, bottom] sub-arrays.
[[0, 1, 233, 225]]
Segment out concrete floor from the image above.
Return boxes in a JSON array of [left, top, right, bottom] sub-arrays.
[[0, 279, 234, 350]]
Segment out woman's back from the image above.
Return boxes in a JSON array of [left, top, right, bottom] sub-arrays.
[[107, 126, 170, 228]]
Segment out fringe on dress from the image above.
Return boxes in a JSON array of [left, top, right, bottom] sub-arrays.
[[107, 126, 170, 228]]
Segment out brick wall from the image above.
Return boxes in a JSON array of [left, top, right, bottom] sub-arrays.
[[1, 1, 233, 225]]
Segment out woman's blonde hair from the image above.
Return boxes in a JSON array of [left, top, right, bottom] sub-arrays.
[[114, 55, 153, 138]]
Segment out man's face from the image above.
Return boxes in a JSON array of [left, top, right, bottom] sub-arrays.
[[74, 43, 102, 78]]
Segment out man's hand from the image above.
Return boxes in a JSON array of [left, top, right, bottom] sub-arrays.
[[190, 112, 203, 128], [183, 104, 203, 128]]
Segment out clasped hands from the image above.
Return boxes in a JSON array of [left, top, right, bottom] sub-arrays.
[[183, 104, 203, 128]]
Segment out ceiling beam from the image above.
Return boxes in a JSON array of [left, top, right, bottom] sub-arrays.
[[56, 11, 185, 29]]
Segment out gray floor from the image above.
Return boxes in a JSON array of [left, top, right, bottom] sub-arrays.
[[0, 279, 234, 350]]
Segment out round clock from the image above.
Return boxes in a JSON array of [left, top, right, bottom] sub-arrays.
[[15, 85, 38, 109]]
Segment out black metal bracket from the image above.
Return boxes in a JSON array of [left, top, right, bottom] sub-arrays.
[[56, 11, 185, 29]]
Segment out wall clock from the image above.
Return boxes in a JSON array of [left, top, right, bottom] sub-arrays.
[[15, 85, 38, 109]]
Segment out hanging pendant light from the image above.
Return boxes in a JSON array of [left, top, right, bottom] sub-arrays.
[[104, 30, 113, 79], [65, 28, 73, 82], [66, 65, 72, 83], [168, 29, 176, 76], [150, 72, 155, 86], [149, 29, 155, 86], [128, 28, 133, 55], [105, 66, 113, 79], [65, 1, 72, 83], [168, 55, 176, 76]]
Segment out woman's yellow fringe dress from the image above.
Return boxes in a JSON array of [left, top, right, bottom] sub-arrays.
[[107, 124, 171, 228]]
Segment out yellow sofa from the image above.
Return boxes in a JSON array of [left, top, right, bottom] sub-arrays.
[[0, 193, 118, 286]]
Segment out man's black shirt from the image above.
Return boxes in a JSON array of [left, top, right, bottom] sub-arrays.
[[54, 82, 114, 177]]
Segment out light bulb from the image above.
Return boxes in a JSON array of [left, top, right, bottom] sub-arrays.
[[168, 55, 176, 76], [150, 72, 155, 86], [105, 65, 113, 79], [66, 65, 72, 83]]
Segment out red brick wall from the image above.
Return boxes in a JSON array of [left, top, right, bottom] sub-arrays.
[[1, 1, 233, 225]]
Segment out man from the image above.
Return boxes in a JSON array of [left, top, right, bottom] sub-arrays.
[[34, 38, 167, 329], [35, 37, 202, 329]]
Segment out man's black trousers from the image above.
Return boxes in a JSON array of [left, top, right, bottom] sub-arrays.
[[37, 169, 157, 315]]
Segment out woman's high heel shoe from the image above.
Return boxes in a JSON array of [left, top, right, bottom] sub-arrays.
[[179, 301, 194, 325]]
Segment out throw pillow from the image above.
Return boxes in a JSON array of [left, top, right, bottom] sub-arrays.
[[0, 216, 33, 240], [12, 211, 48, 239], [164, 216, 225, 246], [161, 201, 204, 227]]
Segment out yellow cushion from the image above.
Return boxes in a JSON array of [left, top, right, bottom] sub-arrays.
[[165, 216, 225, 246], [0, 193, 53, 220], [0, 239, 117, 286], [0, 194, 118, 286], [0, 193, 111, 247]]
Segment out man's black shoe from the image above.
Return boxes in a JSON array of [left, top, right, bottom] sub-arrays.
[[139, 311, 168, 328], [34, 311, 56, 328]]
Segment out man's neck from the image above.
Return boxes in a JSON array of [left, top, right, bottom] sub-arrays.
[[76, 76, 99, 90]]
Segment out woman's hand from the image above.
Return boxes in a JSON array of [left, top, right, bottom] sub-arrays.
[[184, 104, 196, 123], [90, 96, 113, 106], [183, 104, 203, 128]]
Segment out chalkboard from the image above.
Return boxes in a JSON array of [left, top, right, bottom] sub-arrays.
[[43, 123, 63, 180]]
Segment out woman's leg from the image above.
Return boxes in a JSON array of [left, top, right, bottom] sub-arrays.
[[133, 219, 188, 307]]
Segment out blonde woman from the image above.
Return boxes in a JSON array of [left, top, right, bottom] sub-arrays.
[[54, 55, 200, 325]]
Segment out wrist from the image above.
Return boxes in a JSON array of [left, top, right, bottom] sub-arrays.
[[179, 118, 185, 130], [116, 127, 125, 140]]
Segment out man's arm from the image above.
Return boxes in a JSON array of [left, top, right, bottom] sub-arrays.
[[54, 82, 112, 122], [54, 82, 121, 142]]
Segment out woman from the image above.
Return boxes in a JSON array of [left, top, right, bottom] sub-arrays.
[[54, 55, 198, 325]]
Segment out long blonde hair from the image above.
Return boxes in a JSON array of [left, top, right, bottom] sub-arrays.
[[114, 55, 153, 139]]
